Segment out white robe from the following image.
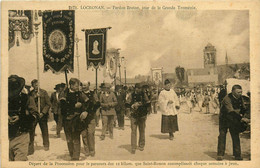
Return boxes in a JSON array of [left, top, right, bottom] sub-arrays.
[[158, 89, 180, 116]]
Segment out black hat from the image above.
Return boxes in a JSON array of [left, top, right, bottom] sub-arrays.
[[60, 83, 66, 88], [100, 83, 111, 89], [142, 84, 149, 89], [9, 75, 25, 99], [99, 83, 105, 88], [164, 79, 171, 85], [135, 83, 141, 89], [115, 85, 123, 90], [54, 84, 61, 90]]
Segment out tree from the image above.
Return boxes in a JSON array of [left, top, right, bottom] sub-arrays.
[[175, 66, 185, 84]]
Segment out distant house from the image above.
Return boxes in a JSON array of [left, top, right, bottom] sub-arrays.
[[115, 75, 149, 86]]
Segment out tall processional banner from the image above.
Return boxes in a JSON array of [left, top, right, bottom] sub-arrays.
[[42, 10, 75, 73], [84, 28, 110, 69]]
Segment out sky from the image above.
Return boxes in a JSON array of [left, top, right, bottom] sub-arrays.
[[8, 10, 249, 91]]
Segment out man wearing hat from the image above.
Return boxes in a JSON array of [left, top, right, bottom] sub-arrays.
[[50, 83, 63, 138], [8, 75, 36, 161], [151, 87, 158, 114], [99, 83, 118, 140], [115, 85, 126, 130], [60, 78, 88, 160], [128, 83, 150, 154], [28, 79, 51, 154], [81, 82, 100, 157], [217, 85, 249, 161]]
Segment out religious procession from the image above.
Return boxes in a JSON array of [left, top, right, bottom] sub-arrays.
[[7, 10, 251, 161]]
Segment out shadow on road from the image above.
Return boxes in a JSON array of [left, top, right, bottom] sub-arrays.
[[49, 133, 66, 141], [118, 144, 132, 153], [204, 151, 231, 160], [56, 151, 88, 161], [95, 128, 102, 132], [210, 114, 219, 125], [240, 132, 250, 139], [56, 154, 71, 161], [242, 152, 251, 160], [35, 145, 44, 151], [150, 134, 169, 140]]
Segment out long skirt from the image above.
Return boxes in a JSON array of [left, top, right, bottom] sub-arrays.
[[161, 115, 179, 133]]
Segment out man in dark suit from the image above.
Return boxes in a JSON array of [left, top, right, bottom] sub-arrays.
[[28, 79, 51, 154], [8, 75, 36, 161], [60, 78, 88, 160], [217, 85, 249, 161], [128, 83, 150, 154], [115, 85, 126, 130], [218, 84, 227, 106], [81, 82, 100, 157], [50, 84, 63, 138]]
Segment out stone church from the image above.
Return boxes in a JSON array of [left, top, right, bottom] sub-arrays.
[[186, 43, 250, 87], [187, 43, 219, 87]]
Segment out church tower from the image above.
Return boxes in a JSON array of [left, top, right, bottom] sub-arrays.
[[203, 43, 216, 68]]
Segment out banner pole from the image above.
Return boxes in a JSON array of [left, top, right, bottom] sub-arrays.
[[124, 67, 126, 86], [75, 34, 82, 80], [65, 69, 69, 87], [119, 63, 121, 85], [34, 11, 41, 114], [96, 68, 98, 90]]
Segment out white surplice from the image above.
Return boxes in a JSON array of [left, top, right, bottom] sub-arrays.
[[158, 89, 180, 116]]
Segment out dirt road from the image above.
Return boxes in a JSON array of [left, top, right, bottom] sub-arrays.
[[28, 105, 250, 161]]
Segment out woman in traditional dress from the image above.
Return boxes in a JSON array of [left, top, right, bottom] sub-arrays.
[[210, 90, 219, 114], [203, 92, 211, 114], [196, 90, 204, 112], [185, 91, 193, 113], [158, 79, 180, 140]]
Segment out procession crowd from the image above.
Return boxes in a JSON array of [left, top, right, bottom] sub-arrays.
[[8, 75, 250, 161]]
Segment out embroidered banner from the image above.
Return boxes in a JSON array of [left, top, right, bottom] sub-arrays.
[[106, 48, 119, 79], [42, 10, 75, 73], [84, 28, 110, 69], [151, 68, 163, 85], [9, 10, 34, 50]]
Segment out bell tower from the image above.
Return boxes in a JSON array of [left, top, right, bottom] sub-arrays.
[[203, 43, 216, 68]]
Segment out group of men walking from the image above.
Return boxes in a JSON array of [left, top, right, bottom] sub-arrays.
[[8, 74, 250, 161], [8, 75, 152, 160]]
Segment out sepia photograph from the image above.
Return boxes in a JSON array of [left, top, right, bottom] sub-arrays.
[[1, 1, 260, 168]]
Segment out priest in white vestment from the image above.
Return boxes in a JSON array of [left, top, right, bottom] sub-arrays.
[[158, 79, 180, 140]]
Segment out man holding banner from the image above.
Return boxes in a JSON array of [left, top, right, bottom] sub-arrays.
[[60, 78, 88, 160], [28, 79, 51, 154]]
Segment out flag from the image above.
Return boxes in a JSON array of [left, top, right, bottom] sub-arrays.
[[84, 28, 110, 69], [151, 68, 162, 85], [42, 10, 75, 73], [106, 50, 118, 79]]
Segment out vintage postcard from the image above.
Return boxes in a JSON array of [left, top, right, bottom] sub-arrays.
[[1, 0, 260, 168]]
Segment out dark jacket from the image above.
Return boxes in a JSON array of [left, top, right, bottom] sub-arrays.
[[218, 88, 227, 104], [29, 88, 51, 115], [50, 91, 60, 115], [8, 93, 36, 139], [83, 90, 100, 123], [220, 93, 247, 132], [115, 90, 126, 113], [60, 90, 87, 132], [129, 91, 150, 118]]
